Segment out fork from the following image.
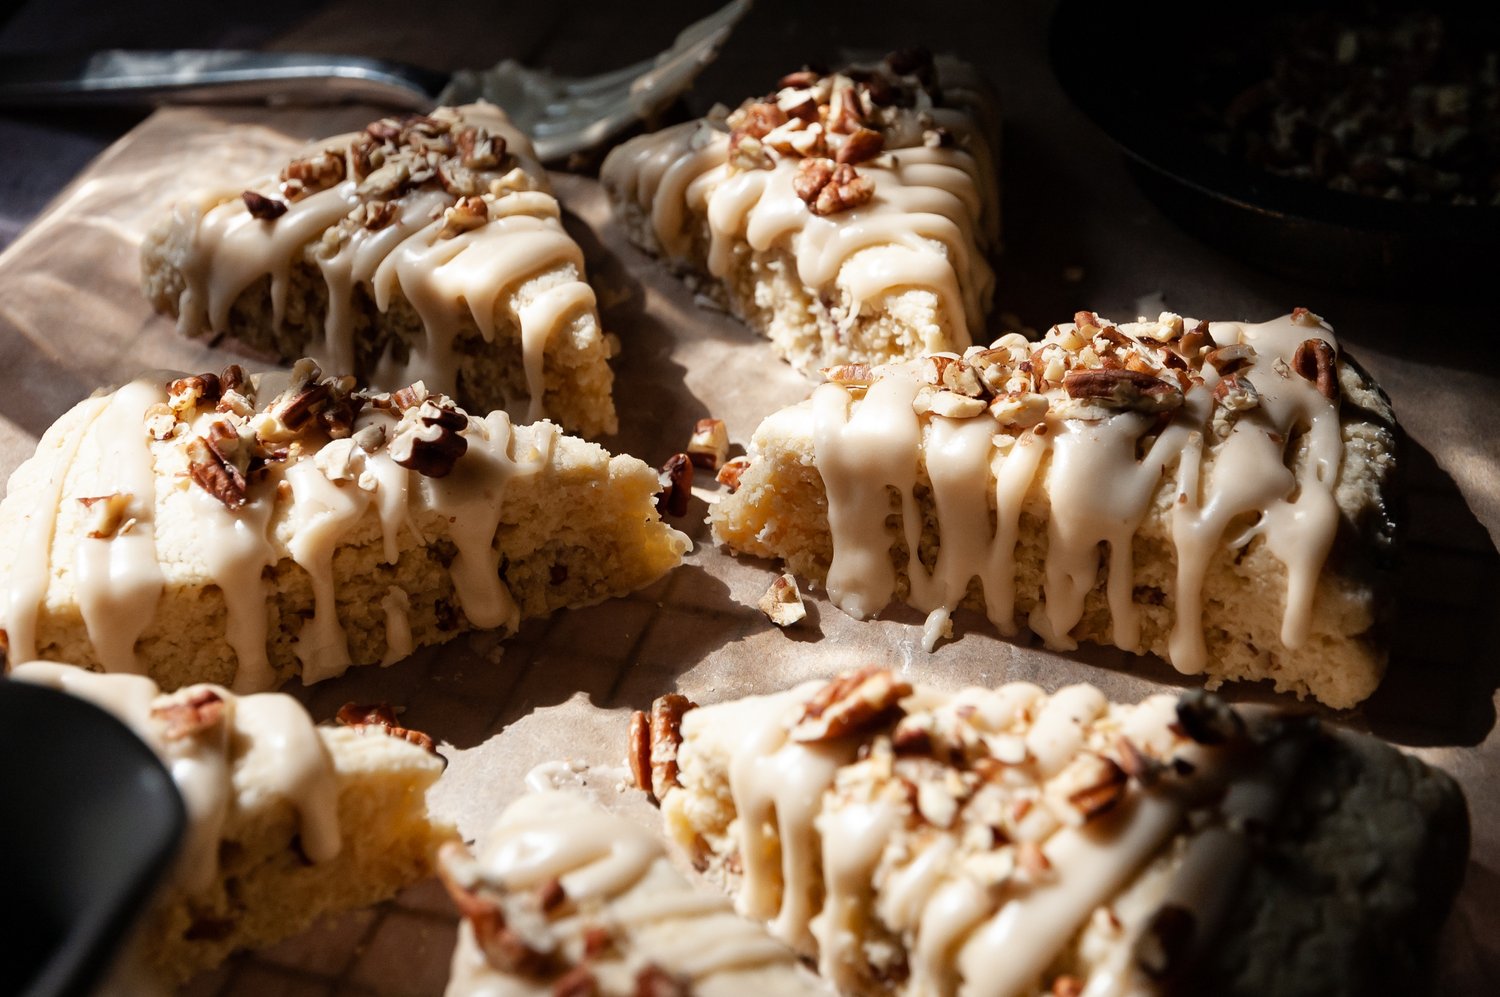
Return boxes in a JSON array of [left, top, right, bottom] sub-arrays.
[[0, 0, 750, 163]]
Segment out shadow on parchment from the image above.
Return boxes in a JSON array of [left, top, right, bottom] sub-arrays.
[[1362, 435, 1500, 747]]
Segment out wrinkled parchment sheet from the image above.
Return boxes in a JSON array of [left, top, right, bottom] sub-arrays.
[[0, 106, 1495, 994]]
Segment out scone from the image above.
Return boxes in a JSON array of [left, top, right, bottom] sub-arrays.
[[439, 790, 825, 996], [630, 669, 1468, 997], [0, 361, 689, 692], [711, 310, 1397, 708], [142, 103, 618, 438], [11, 661, 454, 986], [601, 49, 998, 375]]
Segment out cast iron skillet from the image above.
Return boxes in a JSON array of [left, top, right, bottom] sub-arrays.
[[0, 679, 185, 997], [1051, 1, 1500, 294]]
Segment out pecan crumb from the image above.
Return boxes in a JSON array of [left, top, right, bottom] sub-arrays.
[[242, 190, 287, 220], [687, 418, 730, 470], [1291, 338, 1339, 402], [758, 572, 807, 627], [656, 453, 693, 517], [791, 667, 911, 742], [151, 688, 226, 739], [716, 456, 751, 492], [185, 435, 248, 509]]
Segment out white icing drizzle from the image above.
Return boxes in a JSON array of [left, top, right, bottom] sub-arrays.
[[601, 120, 995, 368], [9, 661, 342, 894], [445, 791, 818, 996], [72, 379, 168, 674], [169, 104, 596, 426], [2, 368, 555, 692], [804, 314, 1346, 675], [670, 679, 1297, 997]]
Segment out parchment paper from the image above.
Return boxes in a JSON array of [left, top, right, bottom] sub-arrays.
[[0, 105, 1495, 995]]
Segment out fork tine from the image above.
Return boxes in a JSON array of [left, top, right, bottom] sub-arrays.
[[561, 0, 751, 96]]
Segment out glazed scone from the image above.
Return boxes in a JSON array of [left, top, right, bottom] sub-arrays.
[[630, 669, 1468, 997], [711, 310, 1397, 708], [601, 50, 998, 375], [142, 103, 618, 438], [10, 661, 454, 986], [439, 790, 826, 996], [0, 361, 689, 692]]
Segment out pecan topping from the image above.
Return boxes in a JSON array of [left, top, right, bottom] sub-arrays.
[[758, 572, 807, 626], [78, 492, 133, 540], [440, 195, 489, 238], [921, 355, 984, 397], [151, 688, 226, 739], [1177, 320, 1212, 360], [645, 694, 696, 802], [456, 126, 505, 169], [727, 131, 774, 171], [553, 966, 598, 997], [1062, 368, 1182, 412], [794, 158, 875, 215], [633, 965, 689, 997], [335, 701, 440, 756], [656, 453, 693, 517], [168, 373, 222, 412], [280, 149, 346, 197], [1053, 753, 1129, 823], [537, 877, 566, 913], [1291, 338, 1339, 402], [778, 69, 821, 89], [241, 190, 287, 220], [836, 126, 885, 164], [363, 200, 399, 230], [1172, 690, 1245, 746], [389, 398, 469, 477], [734, 101, 789, 139], [1204, 343, 1257, 375], [437, 853, 549, 976], [791, 667, 911, 742], [821, 362, 876, 385], [715, 456, 751, 492], [687, 418, 730, 471], [1212, 373, 1260, 413], [185, 435, 248, 509], [1052, 976, 1085, 997], [628, 709, 654, 798]]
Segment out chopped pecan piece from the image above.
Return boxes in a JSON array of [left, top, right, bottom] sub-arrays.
[[778, 69, 822, 89], [1291, 338, 1339, 402], [821, 362, 876, 385], [791, 667, 911, 742], [151, 688, 226, 739], [733, 101, 789, 139], [438, 853, 549, 975], [441, 195, 489, 238], [687, 418, 730, 470], [389, 398, 470, 477], [456, 126, 506, 169], [1212, 373, 1260, 413], [656, 453, 693, 517], [1052, 976, 1085, 997], [553, 966, 598, 997], [650, 694, 694, 801], [335, 701, 440, 755], [922, 355, 984, 397], [728, 131, 774, 171], [185, 436, 248, 509], [801, 159, 875, 216], [633, 965, 689, 997], [716, 456, 751, 492], [79, 492, 134, 539], [1053, 753, 1128, 823], [836, 126, 885, 164], [1062, 368, 1182, 412], [758, 572, 807, 626], [281, 149, 346, 197], [1204, 343, 1257, 375], [241, 190, 287, 220], [628, 709, 653, 798]]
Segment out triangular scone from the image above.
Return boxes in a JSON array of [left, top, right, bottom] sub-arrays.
[[439, 791, 825, 996], [10, 662, 455, 986], [0, 361, 689, 692], [601, 50, 997, 375], [711, 310, 1397, 708], [631, 670, 1467, 997], [142, 103, 618, 438]]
